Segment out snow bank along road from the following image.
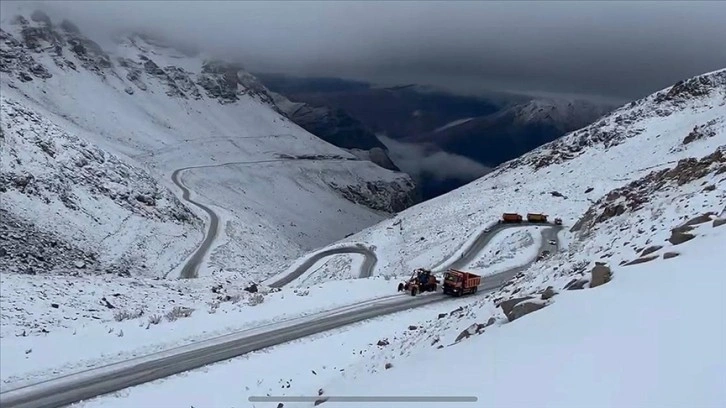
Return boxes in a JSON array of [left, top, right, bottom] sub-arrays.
[[171, 156, 354, 279], [270, 220, 559, 287], [0, 225, 560, 408]]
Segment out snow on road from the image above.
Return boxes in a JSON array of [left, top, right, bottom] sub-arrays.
[[316, 223, 726, 408], [0, 277, 398, 388], [0, 15, 414, 355], [295, 254, 364, 286], [74, 220, 726, 408], [70, 292, 485, 408], [462, 227, 542, 273]]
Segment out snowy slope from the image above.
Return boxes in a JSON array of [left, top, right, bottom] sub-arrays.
[[0, 97, 202, 277], [316, 221, 726, 408], [326, 68, 725, 282], [68, 219, 726, 408], [0, 11, 414, 283]]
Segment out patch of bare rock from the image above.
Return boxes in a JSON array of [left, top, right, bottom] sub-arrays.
[[454, 317, 497, 343], [571, 149, 725, 236], [625, 255, 659, 266], [566, 263, 613, 290]]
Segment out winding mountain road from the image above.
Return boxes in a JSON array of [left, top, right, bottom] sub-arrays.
[[268, 220, 558, 286], [0, 224, 561, 408], [171, 167, 219, 279], [171, 156, 355, 278], [268, 245, 377, 287]]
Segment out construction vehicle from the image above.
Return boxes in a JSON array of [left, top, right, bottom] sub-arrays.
[[527, 213, 548, 223], [442, 269, 481, 297], [501, 213, 523, 223], [398, 268, 438, 296], [554, 217, 562, 225]]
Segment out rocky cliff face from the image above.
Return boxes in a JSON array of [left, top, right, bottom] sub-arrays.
[[0, 13, 280, 109], [270, 91, 400, 171]]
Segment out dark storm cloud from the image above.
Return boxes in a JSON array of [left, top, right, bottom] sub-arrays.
[[4, 0, 725, 100]]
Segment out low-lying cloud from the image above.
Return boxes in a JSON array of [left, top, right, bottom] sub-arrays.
[[2, 1, 725, 101], [378, 135, 491, 183]]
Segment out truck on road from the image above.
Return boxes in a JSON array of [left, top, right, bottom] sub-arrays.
[[502, 213, 523, 223], [442, 269, 481, 297], [527, 213, 548, 223]]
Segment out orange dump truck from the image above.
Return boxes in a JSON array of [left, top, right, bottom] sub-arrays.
[[502, 213, 523, 223], [527, 213, 548, 223], [442, 269, 481, 297]]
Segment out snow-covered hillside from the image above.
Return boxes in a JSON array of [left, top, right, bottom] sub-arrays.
[[60, 67, 726, 407], [65, 217, 726, 408], [327, 68, 725, 283], [0, 11, 414, 281]]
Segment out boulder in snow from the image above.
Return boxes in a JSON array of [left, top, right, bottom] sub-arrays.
[[541, 286, 557, 300], [590, 264, 613, 288], [498, 296, 533, 317], [625, 255, 658, 266], [640, 245, 663, 257], [506, 299, 548, 322], [668, 231, 696, 245], [663, 252, 680, 259]]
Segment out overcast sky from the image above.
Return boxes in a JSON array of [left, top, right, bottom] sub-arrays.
[[5, 1, 726, 102]]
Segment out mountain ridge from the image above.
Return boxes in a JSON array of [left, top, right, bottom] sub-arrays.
[[0, 10, 415, 280]]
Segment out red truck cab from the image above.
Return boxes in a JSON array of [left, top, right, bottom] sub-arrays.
[[443, 269, 481, 296]]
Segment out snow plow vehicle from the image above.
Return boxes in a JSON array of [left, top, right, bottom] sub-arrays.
[[442, 269, 481, 297], [398, 268, 439, 296]]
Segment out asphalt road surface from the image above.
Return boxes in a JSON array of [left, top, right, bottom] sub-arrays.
[[269, 220, 559, 286], [0, 225, 561, 408], [268, 245, 377, 288], [171, 157, 352, 278], [170, 167, 219, 279]]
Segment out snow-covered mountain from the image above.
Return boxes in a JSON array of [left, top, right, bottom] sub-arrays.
[[269, 91, 400, 171], [325, 68, 725, 282], [405, 97, 615, 166], [1, 24, 724, 405], [257, 73, 614, 200], [106, 68, 723, 408], [0, 11, 415, 281]]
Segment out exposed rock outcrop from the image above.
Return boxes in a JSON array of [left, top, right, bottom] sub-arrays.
[[590, 264, 613, 288], [506, 299, 548, 322], [663, 252, 680, 259], [572, 148, 725, 235], [330, 179, 416, 213]]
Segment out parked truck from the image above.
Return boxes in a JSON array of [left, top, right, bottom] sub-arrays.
[[554, 217, 563, 225], [398, 268, 438, 296], [502, 213, 523, 223], [527, 213, 548, 223], [442, 269, 481, 297]]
